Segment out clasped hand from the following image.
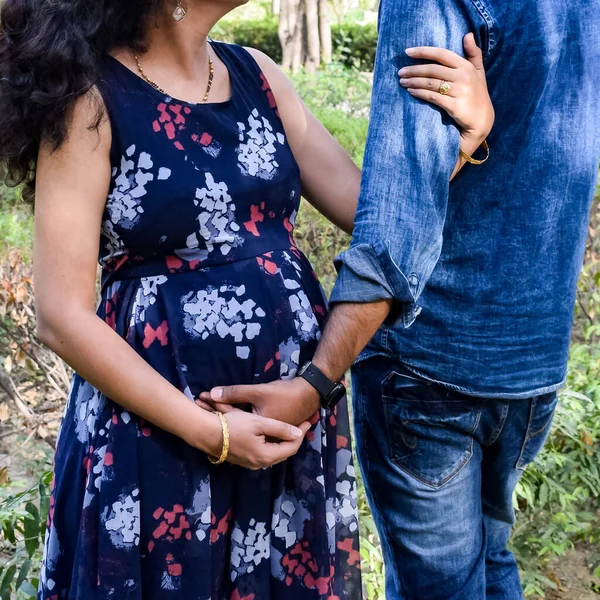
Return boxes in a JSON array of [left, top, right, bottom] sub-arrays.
[[196, 378, 321, 469]]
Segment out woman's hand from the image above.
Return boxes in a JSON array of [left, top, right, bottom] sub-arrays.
[[191, 407, 311, 470], [399, 33, 494, 145]]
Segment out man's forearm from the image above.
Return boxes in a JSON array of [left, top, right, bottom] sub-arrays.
[[312, 299, 392, 381]]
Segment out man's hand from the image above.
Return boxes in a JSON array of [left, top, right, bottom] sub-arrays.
[[199, 377, 321, 426]]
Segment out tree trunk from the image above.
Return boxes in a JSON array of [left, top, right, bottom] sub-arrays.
[[318, 0, 332, 64], [278, 0, 331, 70], [305, 0, 320, 71], [291, 2, 304, 73], [272, 0, 281, 16], [279, 0, 303, 70]]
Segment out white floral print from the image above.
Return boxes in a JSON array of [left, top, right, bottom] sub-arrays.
[[188, 478, 212, 543], [231, 519, 270, 580], [279, 337, 301, 380], [130, 275, 168, 325], [183, 173, 242, 257], [182, 284, 266, 344], [237, 109, 285, 180], [272, 492, 310, 548], [289, 290, 320, 341], [73, 380, 105, 444], [103, 488, 141, 548], [106, 145, 171, 229]]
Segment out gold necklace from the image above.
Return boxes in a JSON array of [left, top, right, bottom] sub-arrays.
[[132, 48, 215, 103]]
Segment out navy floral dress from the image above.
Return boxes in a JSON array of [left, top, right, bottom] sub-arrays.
[[38, 42, 361, 600]]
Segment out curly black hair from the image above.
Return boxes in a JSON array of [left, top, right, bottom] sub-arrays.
[[0, 0, 165, 203]]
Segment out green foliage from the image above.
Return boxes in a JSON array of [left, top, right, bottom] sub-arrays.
[[511, 343, 600, 596], [357, 472, 385, 599], [291, 66, 369, 296], [574, 191, 600, 344], [0, 187, 32, 258], [0, 472, 52, 599], [213, 19, 283, 63], [212, 20, 378, 71], [291, 62, 373, 119], [331, 23, 378, 72]]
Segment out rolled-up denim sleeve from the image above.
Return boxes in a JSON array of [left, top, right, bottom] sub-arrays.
[[330, 0, 471, 310]]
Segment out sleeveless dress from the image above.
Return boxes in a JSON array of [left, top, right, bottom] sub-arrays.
[[38, 42, 361, 600]]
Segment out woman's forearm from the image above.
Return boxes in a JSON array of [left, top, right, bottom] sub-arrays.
[[38, 308, 221, 455], [451, 133, 487, 180]]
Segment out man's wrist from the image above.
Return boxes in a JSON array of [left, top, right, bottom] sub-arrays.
[[295, 376, 321, 413], [311, 357, 345, 383]]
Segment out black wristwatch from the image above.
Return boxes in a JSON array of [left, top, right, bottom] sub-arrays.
[[297, 361, 346, 411]]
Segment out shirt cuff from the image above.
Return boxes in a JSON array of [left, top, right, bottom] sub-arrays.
[[329, 242, 418, 306]]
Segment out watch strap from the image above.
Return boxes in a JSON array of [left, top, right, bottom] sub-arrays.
[[299, 362, 337, 399]]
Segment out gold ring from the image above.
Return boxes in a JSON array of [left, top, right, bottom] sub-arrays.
[[439, 80, 452, 95]]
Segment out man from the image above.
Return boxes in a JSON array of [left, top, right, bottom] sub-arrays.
[[207, 0, 600, 597]]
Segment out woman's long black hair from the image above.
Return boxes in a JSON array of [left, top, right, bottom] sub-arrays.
[[0, 0, 164, 203]]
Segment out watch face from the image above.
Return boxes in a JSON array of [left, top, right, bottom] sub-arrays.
[[324, 383, 346, 409]]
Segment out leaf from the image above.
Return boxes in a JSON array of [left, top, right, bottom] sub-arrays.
[[18, 580, 37, 598], [15, 559, 30, 589], [23, 502, 40, 558], [3, 521, 16, 545], [0, 467, 9, 485], [39, 480, 49, 538], [0, 403, 8, 423], [15, 284, 28, 304], [3, 355, 12, 373], [538, 482, 549, 508], [0, 564, 16, 592]]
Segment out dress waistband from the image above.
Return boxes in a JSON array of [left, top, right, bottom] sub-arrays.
[[99, 244, 302, 296]]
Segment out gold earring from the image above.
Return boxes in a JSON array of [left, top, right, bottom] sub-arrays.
[[173, 0, 187, 21]]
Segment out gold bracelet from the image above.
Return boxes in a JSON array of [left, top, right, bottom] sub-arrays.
[[459, 139, 490, 165], [208, 411, 230, 465]]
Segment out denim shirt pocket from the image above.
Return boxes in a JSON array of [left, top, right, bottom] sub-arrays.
[[515, 392, 558, 471], [381, 370, 482, 489]]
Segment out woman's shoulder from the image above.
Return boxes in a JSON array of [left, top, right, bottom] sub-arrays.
[[227, 44, 296, 101], [210, 40, 280, 79]]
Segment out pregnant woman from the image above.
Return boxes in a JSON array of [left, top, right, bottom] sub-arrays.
[[0, 0, 493, 598]]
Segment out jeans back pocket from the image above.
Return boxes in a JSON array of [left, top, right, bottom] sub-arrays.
[[516, 392, 558, 471], [381, 370, 482, 489]]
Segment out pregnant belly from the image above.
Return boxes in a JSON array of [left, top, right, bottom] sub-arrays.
[[113, 249, 327, 394]]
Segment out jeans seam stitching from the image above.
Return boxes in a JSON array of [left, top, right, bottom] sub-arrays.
[[516, 396, 538, 469], [470, 400, 484, 435], [485, 400, 510, 447], [468, 0, 496, 58]]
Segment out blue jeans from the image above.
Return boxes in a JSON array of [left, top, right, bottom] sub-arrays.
[[351, 357, 558, 600]]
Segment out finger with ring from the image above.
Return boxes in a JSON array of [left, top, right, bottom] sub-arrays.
[[438, 80, 452, 95]]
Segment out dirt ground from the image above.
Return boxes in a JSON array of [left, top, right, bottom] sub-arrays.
[[540, 546, 600, 599]]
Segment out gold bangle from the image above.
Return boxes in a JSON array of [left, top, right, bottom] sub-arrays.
[[208, 411, 230, 465], [459, 139, 490, 165]]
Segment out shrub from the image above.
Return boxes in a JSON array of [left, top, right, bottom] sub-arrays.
[[291, 62, 373, 119], [212, 20, 378, 71], [331, 23, 378, 72], [511, 342, 600, 596], [0, 471, 52, 599], [212, 19, 282, 63]]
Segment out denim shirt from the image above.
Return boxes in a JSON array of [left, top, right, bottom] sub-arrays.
[[330, 0, 600, 398]]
